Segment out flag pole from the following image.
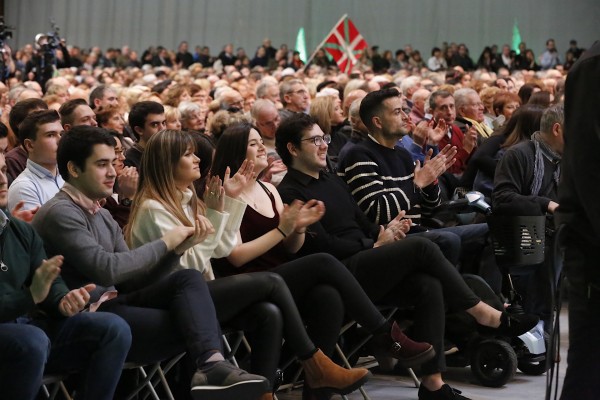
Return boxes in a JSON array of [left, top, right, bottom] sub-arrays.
[[302, 14, 347, 72]]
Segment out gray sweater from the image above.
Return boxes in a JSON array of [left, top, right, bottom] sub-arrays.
[[32, 191, 176, 302]]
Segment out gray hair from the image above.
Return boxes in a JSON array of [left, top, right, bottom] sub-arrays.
[[250, 98, 277, 120], [256, 80, 278, 99], [540, 103, 564, 134], [178, 101, 202, 119], [429, 90, 453, 111], [399, 76, 421, 96], [349, 98, 362, 120], [279, 79, 303, 104], [453, 88, 478, 110]]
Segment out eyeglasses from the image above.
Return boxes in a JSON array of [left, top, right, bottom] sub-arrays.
[[300, 134, 331, 146]]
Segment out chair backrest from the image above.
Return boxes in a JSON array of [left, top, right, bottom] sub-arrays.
[[488, 215, 545, 267]]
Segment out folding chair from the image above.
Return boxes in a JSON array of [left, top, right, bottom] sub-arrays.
[[41, 373, 72, 400], [335, 307, 421, 400], [222, 329, 252, 368], [123, 352, 186, 400], [278, 307, 419, 400]]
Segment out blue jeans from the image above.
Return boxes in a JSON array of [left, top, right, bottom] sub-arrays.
[[0, 312, 131, 400], [416, 223, 489, 265]]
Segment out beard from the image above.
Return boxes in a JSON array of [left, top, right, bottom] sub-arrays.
[[382, 124, 410, 139]]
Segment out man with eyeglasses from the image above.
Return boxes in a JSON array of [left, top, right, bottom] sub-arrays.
[[218, 89, 245, 113], [276, 113, 536, 400], [124, 101, 166, 170], [279, 78, 311, 122], [453, 88, 493, 140]]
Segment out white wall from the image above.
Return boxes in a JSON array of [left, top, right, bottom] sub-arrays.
[[5, 0, 600, 60]]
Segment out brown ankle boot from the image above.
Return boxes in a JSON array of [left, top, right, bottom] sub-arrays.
[[258, 393, 274, 400], [301, 349, 371, 395]]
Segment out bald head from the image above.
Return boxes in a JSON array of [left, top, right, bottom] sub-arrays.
[[252, 99, 280, 140], [343, 89, 367, 118], [411, 88, 431, 114], [17, 89, 42, 103]]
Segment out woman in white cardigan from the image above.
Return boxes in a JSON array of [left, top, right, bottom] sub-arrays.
[[126, 130, 373, 400]]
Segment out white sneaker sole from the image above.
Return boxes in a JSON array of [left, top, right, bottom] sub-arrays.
[[190, 379, 266, 400]]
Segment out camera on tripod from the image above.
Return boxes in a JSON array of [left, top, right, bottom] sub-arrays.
[[0, 17, 13, 42], [0, 16, 14, 51], [35, 19, 62, 52]]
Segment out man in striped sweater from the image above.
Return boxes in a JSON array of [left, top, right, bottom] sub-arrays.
[[338, 88, 488, 266]]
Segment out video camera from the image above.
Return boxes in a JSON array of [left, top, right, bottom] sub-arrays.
[[36, 19, 62, 51], [0, 17, 13, 42]]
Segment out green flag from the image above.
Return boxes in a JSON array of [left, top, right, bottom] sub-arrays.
[[295, 27, 307, 62], [512, 19, 522, 54]]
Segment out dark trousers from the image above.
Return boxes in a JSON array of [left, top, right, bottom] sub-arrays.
[[561, 245, 600, 400], [209, 271, 316, 387], [0, 312, 131, 400], [273, 253, 388, 356], [344, 236, 481, 374], [100, 269, 221, 365]]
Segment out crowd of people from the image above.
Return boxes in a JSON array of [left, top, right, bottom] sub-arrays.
[[0, 32, 590, 400]]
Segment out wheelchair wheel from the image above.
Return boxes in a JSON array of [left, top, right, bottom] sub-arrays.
[[518, 334, 550, 376], [470, 339, 517, 387]]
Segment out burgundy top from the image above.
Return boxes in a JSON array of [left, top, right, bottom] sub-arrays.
[[212, 182, 290, 276], [6, 146, 28, 186]]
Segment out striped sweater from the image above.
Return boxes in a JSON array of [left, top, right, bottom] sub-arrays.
[[337, 136, 441, 225]]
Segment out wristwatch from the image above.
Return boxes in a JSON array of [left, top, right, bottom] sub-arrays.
[[120, 198, 132, 207]]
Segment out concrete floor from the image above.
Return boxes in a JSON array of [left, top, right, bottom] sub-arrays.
[[275, 306, 568, 400]]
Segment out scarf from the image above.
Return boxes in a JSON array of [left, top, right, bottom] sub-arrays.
[[531, 131, 561, 196], [463, 117, 494, 138]]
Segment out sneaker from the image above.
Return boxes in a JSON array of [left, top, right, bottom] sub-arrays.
[[443, 339, 459, 356], [496, 312, 539, 337], [190, 361, 268, 400], [418, 383, 471, 400], [372, 321, 435, 368]]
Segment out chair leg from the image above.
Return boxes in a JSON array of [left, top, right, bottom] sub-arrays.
[[335, 343, 371, 400], [125, 364, 161, 400], [156, 367, 175, 400], [147, 353, 187, 400], [407, 367, 420, 388]]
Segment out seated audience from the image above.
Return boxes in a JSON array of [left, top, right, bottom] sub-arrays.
[[276, 113, 539, 400], [125, 101, 166, 169], [126, 129, 375, 400], [5, 98, 49, 184], [32, 126, 271, 400], [211, 123, 440, 398], [8, 110, 64, 211], [0, 151, 132, 400]]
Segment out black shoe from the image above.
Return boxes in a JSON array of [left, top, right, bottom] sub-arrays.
[[190, 361, 268, 400], [418, 384, 471, 400], [497, 312, 539, 337]]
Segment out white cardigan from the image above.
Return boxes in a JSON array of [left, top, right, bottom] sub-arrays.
[[130, 189, 246, 280]]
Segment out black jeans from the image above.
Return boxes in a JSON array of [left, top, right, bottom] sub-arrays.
[[209, 271, 317, 387], [272, 253, 388, 356], [560, 244, 600, 400], [344, 236, 481, 374], [100, 269, 222, 365]]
